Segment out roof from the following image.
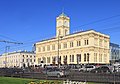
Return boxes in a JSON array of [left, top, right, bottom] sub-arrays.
[[59, 12, 67, 17], [36, 29, 109, 44], [2, 51, 35, 56]]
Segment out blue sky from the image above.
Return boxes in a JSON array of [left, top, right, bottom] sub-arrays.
[[0, 0, 120, 54]]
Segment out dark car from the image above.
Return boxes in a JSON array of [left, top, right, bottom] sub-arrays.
[[90, 66, 111, 73]]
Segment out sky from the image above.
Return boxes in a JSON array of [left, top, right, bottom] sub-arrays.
[[0, 0, 120, 54]]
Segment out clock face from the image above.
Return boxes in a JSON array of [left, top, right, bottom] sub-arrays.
[[57, 21, 61, 26], [64, 21, 68, 26]]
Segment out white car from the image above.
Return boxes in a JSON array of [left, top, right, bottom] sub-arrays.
[[79, 65, 96, 72]]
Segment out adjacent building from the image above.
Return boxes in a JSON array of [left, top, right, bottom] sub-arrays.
[[36, 13, 110, 65], [0, 51, 35, 68], [110, 43, 120, 63]]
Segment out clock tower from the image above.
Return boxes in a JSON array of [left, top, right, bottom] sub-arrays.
[[56, 12, 70, 37]]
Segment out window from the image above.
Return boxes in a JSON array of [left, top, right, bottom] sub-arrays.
[[47, 45, 50, 51], [70, 55, 72, 62], [72, 55, 74, 62], [84, 54, 86, 62], [94, 53, 97, 62], [38, 58, 41, 64], [99, 54, 102, 62], [70, 42, 74, 47], [30, 59, 32, 62], [47, 57, 50, 63], [26, 59, 28, 62], [77, 54, 81, 63], [63, 43, 67, 48], [38, 47, 41, 52], [87, 53, 89, 62], [87, 40, 89, 45], [84, 39, 89, 45], [77, 41, 81, 46], [52, 44, 55, 50], [43, 57, 46, 63], [34, 59, 35, 62], [23, 55, 24, 58], [104, 54, 107, 62], [22, 59, 24, 62], [99, 39, 103, 47], [43, 46, 45, 51]]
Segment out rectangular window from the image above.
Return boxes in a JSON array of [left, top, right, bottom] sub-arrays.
[[26, 59, 28, 62], [70, 55, 71, 62], [47, 57, 50, 63], [47, 45, 50, 51], [84, 54, 86, 62], [77, 54, 81, 63], [72, 55, 74, 62], [70, 42, 74, 47], [38, 47, 41, 52], [43, 46, 45, 51], [52, 44, 55, 50], [38, 58, 41, 64], [94, 53, 97, 62], [77, 41, 81, 46], [99, 39, 103, 47], [30, 59, 32, 62], [99, 54, 102, 62], [63, 43, 67, 48], [85, 39, 89, 45], [22, 59, 24, 62]]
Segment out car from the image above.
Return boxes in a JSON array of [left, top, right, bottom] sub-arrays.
[[79, 65, 95, 72], [90, 66, 111, 73], [42, 67, 69, 78]]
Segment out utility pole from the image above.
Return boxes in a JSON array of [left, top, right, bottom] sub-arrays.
[[0, 40, 23, 68]]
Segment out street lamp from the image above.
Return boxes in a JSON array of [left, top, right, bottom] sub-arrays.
[[57, 35, 63, 68]]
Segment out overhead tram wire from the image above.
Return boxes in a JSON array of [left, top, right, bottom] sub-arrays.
[[71, 14, 120, 29]]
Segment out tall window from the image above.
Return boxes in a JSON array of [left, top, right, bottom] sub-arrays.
[[43, 46, 45, 51], [70, 42, 74, 47], [99, 39, 103, 47], [47, 45, 50, 51], [43, 57, 46, 63], [77, 54, 81, 63], [52, 44, 55, 50], [47, 57, 50, 63], [63, 43, 67, 48], [70, 55, 72, 62], [72, 55, 74, 62], [94, 53, 97, 62], [77, 41, 81, 46], [38, 58, 41, 64], [38, 47, 41, 52], [85, 39, 89, 45], [87, 53, 89, 62], [99, 54, 102, 62], [84, 54, 86, 62]]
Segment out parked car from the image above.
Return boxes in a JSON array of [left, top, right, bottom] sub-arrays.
[[79, 65, 95, 72], [90, 66, 111, 73], [42, 67, 69, 78]]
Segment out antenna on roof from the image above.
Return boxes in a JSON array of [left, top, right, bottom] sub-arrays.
[[62, 7, 64, 14]]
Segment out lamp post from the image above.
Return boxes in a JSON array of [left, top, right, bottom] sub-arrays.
[[57, 35, 63, 68]]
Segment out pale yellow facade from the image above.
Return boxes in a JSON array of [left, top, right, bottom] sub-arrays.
[[36, 13, 110, 65]]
